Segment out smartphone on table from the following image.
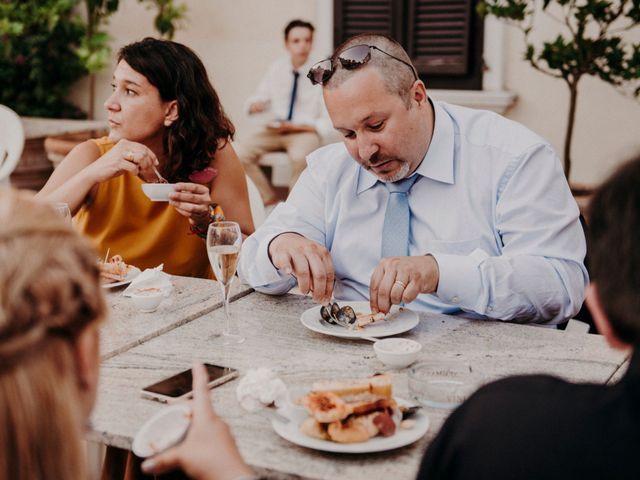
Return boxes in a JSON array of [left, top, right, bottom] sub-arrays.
[[141, 363, 238, 403]]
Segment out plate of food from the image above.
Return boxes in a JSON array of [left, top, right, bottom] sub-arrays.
[[99, 255, 141, 289], [272, 374, 429, 453], [300, 301, 419, 339]]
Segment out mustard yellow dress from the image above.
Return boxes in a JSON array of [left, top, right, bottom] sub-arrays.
[[75, 137, 211, 278]]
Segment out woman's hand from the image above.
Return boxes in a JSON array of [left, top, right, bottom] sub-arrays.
[[84, 139, 159, 184], [169, 182, 213, 229], [141, 363, 254, 480]]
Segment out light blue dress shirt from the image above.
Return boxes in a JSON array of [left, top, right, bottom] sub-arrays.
[[238, 101, 588, 324]]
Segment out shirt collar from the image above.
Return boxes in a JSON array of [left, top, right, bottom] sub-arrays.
[[356, 99, 455, 194]]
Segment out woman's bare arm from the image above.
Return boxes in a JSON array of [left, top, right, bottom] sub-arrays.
[[35, 141, 103, 214], [210, 142, 255, 236], [36, 139, 159, 215]]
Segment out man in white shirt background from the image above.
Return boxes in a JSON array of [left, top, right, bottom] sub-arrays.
[[238, 33, 588, 325], [235, 19, 332, 205]]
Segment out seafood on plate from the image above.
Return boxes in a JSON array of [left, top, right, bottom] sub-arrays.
[[99, 255, 131, 283], [320, 302, 388, 329], [296, 374, 416, 444]]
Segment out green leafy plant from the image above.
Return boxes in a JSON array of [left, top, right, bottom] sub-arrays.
[[77, 0, 187, 117], [0, 0, 87, 118], [0, 0, 187, 119], [477, 0, 640, 180]]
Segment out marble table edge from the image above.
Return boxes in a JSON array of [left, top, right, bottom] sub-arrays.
[[101, 287, 254, 361]]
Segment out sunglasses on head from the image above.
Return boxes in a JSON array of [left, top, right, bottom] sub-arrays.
[[307, 44, 418, 86]]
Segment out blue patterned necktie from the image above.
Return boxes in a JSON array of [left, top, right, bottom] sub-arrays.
[[381, 174, 419, 258], [286, 71, 300, 121]]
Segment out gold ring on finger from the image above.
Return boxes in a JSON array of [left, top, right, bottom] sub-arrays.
[[394, 280, 406, 289]]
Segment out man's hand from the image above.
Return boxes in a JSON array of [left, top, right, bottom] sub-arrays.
[[248, 101, 268, 114], [369, 255, 439, 314], [269, 233, 335, 304], [267, 121, 315, 135]]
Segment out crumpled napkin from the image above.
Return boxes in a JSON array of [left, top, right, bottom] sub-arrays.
[[122, 265, 173, 297], [236, 368, 287, 412]]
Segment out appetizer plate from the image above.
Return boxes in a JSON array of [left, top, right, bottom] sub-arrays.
[[271, 397, 429, 453], [300, 302, 419, 339], [102, 266, 141, 289]]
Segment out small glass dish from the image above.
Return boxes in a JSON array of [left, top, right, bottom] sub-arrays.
[[408, 360, 483, 409]]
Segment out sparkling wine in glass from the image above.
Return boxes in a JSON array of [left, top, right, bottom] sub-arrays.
[[207, 221, 244, 345]]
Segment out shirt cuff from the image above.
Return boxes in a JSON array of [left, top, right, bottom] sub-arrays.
[[432, 249, 488, 312]]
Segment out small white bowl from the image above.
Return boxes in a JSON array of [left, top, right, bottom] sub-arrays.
[[130, 289, 164, 313], [132, 404, 192, 458], [141, 183, 176, 202], [373, 338, 422, 368]]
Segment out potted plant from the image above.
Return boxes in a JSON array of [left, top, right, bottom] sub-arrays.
[[477, 0, 640, 183]]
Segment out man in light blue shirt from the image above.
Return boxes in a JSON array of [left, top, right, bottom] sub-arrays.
[[238, 33, 587, 325]]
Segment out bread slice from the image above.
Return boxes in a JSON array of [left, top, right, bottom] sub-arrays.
[[310, 374, 392, 399]]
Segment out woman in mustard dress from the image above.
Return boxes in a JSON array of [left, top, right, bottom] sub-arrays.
[[37, 38, 254, 278]]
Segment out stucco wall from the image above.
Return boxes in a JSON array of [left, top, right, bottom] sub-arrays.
[[69, 0, 640, 186]]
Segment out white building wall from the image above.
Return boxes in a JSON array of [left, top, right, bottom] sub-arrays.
[[69, 0, 640, 186]]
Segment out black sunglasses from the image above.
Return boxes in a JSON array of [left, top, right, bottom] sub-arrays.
[[307, 44, 418, 86]]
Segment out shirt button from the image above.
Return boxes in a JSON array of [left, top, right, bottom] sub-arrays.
[[488, 305, 493, 312], [451, 296, 459, 303]]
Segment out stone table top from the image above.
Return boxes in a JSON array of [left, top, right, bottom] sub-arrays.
[[91, 290, 627, 480], [101, 275, 252, 359]]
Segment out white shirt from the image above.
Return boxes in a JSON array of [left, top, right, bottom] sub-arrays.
[[245, 56, 333, 139], [238, 101, 588, 324]]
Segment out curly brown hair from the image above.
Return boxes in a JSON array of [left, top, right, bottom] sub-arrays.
[[118, 37, 235, 182]]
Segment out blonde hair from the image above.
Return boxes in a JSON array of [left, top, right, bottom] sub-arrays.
[[0, 189, 106, 480]]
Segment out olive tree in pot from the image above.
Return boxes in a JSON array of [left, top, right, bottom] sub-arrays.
[[477, 0, 640, 183]]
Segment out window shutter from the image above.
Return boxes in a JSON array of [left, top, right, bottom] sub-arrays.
[[406, 0, 473, 75], [333, 0, 483, 89], [334, 0, 402, 47]]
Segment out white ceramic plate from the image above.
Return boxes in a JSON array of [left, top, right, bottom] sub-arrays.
[[132, 403, 192, 458], [101, 266, 141, 289], [272, 397, 429, 453], [300, 302, 419, 339]]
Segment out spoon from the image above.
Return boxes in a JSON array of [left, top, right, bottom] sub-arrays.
[[152, 165, 168, 184]]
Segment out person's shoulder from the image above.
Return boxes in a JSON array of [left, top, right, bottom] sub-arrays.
[[307, 142, 351, 165], [306, 142, 357, 180], [457, 373, 603, 425], [439, 101, 550, 157]]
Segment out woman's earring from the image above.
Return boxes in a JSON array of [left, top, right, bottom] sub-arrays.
[[164, 120, 173, 127]]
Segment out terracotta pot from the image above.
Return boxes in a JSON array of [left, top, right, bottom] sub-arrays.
[[44, 132, 98, 168]]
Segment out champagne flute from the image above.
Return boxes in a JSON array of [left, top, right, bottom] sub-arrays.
[[207, 221, 244, 345]]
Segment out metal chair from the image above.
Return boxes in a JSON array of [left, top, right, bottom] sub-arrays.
[[0, 105, 24, 187], [246, 174, 266, 228]]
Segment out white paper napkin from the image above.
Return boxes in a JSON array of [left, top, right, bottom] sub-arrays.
[[236, 368, 287, 412], [122, 265, 173, 297]]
